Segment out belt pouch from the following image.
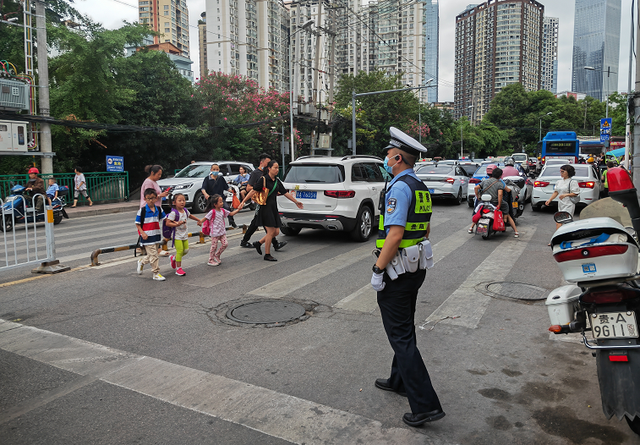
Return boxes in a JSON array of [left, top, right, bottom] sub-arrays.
[[402, 245, 420, 273], [419, 240, 434, 270], [385, 262, 399, 280], [390, 251, 406, 276]]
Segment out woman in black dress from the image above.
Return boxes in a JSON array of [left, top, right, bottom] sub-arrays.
[[239, 160, 303, 261]]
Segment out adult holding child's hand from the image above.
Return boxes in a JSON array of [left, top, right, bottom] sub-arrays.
[[139, 165, 170, 209], [239, 160, 303, 262]]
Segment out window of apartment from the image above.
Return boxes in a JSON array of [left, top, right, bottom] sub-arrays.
[[164, 5, 169, 9]]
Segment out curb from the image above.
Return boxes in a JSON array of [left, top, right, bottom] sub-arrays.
[[66, 204, 140, 219]]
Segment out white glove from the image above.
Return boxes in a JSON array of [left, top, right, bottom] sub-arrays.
[[371, 272, 386, 292]]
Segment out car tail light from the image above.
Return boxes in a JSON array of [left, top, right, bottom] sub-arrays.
[[554, 245, 629, 263], [578, 181, 595, 189], [469, 178, 481, 184], [581, 287, 640, 304], [445, 177, 455, 184], [541, 156, 546, 164], [324, 190, 356, 198], [534, 181, 549, 188]]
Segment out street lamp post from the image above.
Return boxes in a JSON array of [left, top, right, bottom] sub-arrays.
[[584, 66, 616, 118], [289, 20, 314, 162], [351, 83, 434, 155], [539, 112, 552, 141]]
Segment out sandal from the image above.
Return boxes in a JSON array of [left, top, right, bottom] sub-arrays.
[[468, 228, 474, 234], [514, 233, 519, 238]]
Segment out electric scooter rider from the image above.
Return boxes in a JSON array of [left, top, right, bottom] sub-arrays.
[[24, 167, 45, 212], [371, 127, 444, 427]]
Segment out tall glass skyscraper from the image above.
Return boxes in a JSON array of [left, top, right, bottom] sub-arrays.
[[571, 0, 621, 101], [423, 0, 439, 103]]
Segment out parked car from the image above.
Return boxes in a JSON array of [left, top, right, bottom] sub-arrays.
[[415, 164, 469, 205], [531, 163, 603, 211], [157, 161, 255, 213], [277, 155, 389, 241], [466, 162, 527, 207], [458, 162, 480, 177]]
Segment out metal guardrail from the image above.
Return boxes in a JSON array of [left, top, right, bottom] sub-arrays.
[[0, 172, 129, 205]]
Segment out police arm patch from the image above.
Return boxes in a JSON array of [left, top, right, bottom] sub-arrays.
[[387, 198, 397, 214]]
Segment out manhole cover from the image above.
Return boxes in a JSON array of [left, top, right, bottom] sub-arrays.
[[483, 282, 547, 301], [227, 300, 307, 324]]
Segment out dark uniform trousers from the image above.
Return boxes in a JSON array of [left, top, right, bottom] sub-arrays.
[[377, 268, 442, 414]]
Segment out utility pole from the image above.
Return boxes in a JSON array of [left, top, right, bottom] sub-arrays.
[[35, 0, 52, 174], [625, 0, 634, 172], [635, 0, 640, 188]]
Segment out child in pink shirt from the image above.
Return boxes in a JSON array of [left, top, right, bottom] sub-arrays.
[[199, 194, 240, 266]]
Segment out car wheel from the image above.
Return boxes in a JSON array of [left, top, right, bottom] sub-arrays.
[[531, 202, 540, 212], [351, 205, 373, 242], [280, 227, 301, 236], [453, 189, 462, 205], [193, 192, 207, 213]]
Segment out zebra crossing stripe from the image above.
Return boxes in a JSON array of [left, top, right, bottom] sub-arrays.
[[0, 320, 446, 445], [422, 225, 537, 330]]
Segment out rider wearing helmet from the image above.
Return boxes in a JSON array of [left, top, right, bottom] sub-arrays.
[[25, 167, 45, 212], [501, 157, 520, 177]]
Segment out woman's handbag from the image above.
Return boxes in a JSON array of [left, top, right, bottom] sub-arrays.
[[252, 177, 278, 205], [493, 210, 505, 231], [232, 191, 241, 209]]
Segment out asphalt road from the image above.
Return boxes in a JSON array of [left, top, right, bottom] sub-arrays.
[[1, 202, 639, 444]]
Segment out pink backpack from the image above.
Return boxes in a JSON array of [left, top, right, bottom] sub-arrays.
[[201, 209, 216, 236]]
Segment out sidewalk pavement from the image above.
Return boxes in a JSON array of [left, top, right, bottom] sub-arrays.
[[64, 201, 140, 219]]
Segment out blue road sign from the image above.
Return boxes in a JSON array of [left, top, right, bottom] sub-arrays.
[[600, 133, 610, 143], [600, 118, 612, 135], [106, 155, 124, 172]]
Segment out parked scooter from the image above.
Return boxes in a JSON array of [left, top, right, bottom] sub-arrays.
[[0, 184, 69, 232], [473, 193, 507, 240], [546, 167, 640, 435]]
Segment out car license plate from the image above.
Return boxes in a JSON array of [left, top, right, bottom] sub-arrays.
[[590, 311, 639, 339], [582, 263, 597, 274], [428, 188, 435, 194], [296, 191, 317, 199], [512, 201, 518, 207]]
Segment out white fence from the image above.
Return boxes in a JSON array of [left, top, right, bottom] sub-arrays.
[[1, 193, 56, 271]]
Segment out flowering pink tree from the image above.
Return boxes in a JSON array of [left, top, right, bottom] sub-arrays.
[[406, 119, 430, 140], [195, 72, 291, 153]]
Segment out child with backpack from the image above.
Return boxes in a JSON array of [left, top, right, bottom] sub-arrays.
[[135, 188, 168, 281], [164, 193, 201, 276], [199, 194, 240, 266]]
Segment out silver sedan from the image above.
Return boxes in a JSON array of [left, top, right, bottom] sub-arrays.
[[416, 164, 469, 205]]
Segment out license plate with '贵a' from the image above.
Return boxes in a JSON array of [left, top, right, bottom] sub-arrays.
[[590, 311, 639, 339]]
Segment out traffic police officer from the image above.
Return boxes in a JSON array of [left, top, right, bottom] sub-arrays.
[[371, 127, 444, 427]]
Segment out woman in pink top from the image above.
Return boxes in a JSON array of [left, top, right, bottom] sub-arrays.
[[140, 164, 170, 208]]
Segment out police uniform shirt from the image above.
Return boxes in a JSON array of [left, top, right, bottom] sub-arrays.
[[382, 168, 419, 235]]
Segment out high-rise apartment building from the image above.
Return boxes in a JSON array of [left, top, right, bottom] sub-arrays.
[[205, 0, 290, 92], [138, 0, 190, 58], [541, 17, 558, 94], [454, 0, 544, 122], [571, 0, 621, 101], [198, 12, 208, 80]]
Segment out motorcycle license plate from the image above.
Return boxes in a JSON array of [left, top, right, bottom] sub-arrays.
[[296, 191, 316, 199], [590, 311, 639, 339], [476, 224, 488, 235], [512, 201, 518, 207]]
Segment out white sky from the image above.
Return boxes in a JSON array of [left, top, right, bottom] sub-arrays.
[[73, 0, 635, 102]]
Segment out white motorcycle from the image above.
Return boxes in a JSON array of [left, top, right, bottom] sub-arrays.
[[546, 167, 640, 435], [225, 183, 255, 211]]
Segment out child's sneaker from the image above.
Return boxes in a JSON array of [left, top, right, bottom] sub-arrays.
[[170, 255, 176, 269], [207, 260, 220, 266], [175, 267, 186, 276], [153, 273, 166, 281], [137, 260, 144, 275]]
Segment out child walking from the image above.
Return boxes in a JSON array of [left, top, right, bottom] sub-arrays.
[[165, 193, 201, 276], [135, 188, 167, 281], [199, 194, 240, 266]]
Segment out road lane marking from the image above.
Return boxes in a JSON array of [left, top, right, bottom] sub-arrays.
[[0, 320, 444, 445], [334, 224, 470, 313], [421, 225, 537, 330]]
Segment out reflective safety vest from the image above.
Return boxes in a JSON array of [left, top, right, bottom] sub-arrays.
[[603, 169, 608, 189], [376, 174, 432, 249]]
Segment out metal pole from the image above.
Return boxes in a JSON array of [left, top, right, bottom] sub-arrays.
[[625, 1, 634, 171], [289, 38, 296, 162], [460, 124, 464, 160], [418, 111, 421, 144], [281, 126, 285, 175], [606, 67, 610, 119], [35, 0, 52, 174], [635, 0, 640, 188], [539, 117, 542, 142], [352, 90, 356, 155]]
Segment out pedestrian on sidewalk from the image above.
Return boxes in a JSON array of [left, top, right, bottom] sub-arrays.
[[135, 188, 168, 281], [371, 127, 444, 427], [239, 153, 286, 252], [72, 167, 93, 207], [200, 164, 238, 228], [239, 160, 302, 262], [165, 193, 201, 276], [139, 165, 170, 209], [199, 194, 240, 266]]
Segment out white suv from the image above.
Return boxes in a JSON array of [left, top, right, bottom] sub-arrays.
[[277, 155, 390, 241]]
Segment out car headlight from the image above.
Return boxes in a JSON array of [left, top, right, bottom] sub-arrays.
[[173, 183, 193, 190]]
